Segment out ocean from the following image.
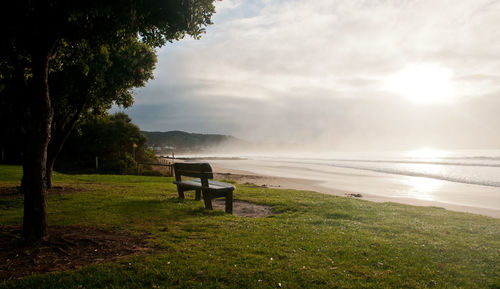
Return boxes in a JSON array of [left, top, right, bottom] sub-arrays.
[[269, 149, 500, 188], [207, 149, 500, 215]]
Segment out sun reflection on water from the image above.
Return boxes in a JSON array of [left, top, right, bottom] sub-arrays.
[[402, 176, 444, 201], [397, 148, 449, 200]]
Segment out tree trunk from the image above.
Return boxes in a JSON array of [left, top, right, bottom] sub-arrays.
[[22, 51, 53, 242], [46, 159, 54, 190], [46, 129, 61, 190]]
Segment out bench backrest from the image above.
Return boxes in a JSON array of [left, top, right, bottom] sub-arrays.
[[173, 163, 214, 183]]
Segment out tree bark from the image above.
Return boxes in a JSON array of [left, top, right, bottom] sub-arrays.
[[46, 160, 54, 190], [22, 50, 53, 242]]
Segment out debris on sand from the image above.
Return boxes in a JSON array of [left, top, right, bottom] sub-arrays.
[[345, 193, 363, 198]]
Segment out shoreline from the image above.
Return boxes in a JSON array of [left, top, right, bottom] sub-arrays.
[[212, 165, 500, 219]]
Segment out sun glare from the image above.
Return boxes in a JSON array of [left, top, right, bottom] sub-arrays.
[[405, 148, 450, 159], [386, 64, 453, 104]]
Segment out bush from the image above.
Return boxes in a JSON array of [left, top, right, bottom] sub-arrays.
[[56, 112, 152, 175]]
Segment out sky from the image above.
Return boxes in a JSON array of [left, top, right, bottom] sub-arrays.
[[120, 0, 500, 151]]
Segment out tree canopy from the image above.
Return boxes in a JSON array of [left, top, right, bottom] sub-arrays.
[[45, 36, 157, 188], [0, 0, 216, 241]]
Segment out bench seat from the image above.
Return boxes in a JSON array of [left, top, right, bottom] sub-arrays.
[[174, 179, 235, 190]]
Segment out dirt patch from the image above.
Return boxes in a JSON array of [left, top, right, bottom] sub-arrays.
[[0, 186, 21, 197], [0, 186, 86, 198], [212, 200, 273, 218], [0, 225, 153, 280]]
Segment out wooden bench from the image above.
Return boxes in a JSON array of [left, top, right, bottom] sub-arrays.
[[173, 162, 234, 214]]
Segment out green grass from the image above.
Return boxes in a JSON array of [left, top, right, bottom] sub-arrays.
[[1, 164, 499, 288]]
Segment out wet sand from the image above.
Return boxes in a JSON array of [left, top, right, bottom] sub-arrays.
[[209, 159, 500, 219]]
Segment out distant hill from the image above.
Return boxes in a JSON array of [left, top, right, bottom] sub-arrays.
[[141, 130, 250, 154]]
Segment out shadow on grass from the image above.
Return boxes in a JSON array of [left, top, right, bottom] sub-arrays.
[[103, 197, 229, 227], [0, 198, 23, 210]]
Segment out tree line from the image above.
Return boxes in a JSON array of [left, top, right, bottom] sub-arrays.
[[2, 111, 156, 175]]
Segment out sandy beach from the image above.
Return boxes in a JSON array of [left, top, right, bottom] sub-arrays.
[[209, 159, 500, 219]]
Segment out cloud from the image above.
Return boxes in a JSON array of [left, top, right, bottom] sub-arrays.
[[124, 0, 500, 150]]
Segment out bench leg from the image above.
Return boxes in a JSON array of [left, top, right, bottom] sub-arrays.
[[177, 187, 185, 199], [225, 191, 233, 214], [202, 190, 213, 210], [195, 189, 201, 201]]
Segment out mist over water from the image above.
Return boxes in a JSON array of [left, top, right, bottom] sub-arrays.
[[277, 150, 500, 189], [178, 148, 500, 214], [180, 148, 500, 188]]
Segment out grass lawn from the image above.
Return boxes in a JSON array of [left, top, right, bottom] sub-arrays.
[[0, 164, 499, 288]]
